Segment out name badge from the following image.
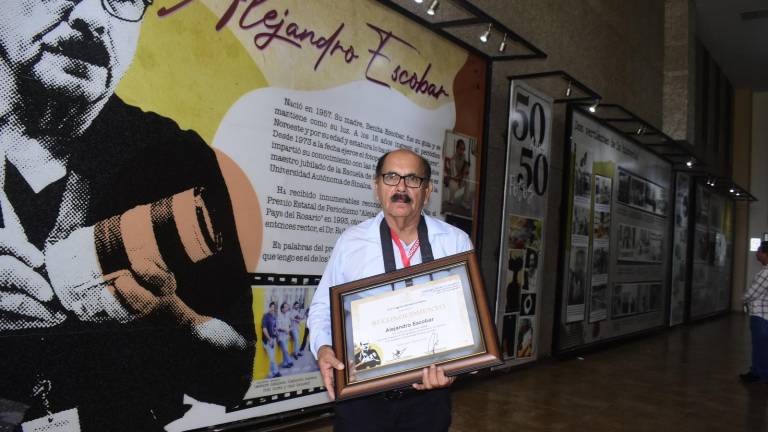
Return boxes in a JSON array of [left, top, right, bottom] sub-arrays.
[[21, 408, 81, 432]]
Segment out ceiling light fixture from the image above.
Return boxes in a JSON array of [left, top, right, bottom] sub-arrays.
[[499, 33, 508, 52], [588, 98, 600, 113], [479, 23, 492, 43], [685, 158, 694, 168], [565, 81, 572, 97], [427, 0, 439, 16]]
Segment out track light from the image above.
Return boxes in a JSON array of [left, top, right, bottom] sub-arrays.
[[588, 98, 600, 113], [427, 0, 439, 15], [479, 23, 492, 43], [685, 158, 694, 168], [565, 81, 572, 97], [730, 188, 735, 193], [736, 192, 741, 196], [499, 33, 507, 52]]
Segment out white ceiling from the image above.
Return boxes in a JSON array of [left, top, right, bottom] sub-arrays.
[[695, 0, 768, 90]]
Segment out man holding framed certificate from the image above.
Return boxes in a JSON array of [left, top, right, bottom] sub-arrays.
[[308, 149, 473, 431]]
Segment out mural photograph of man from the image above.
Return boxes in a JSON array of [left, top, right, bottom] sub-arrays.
[[308, 149, 472, 432], [0, 0, 255, 430]]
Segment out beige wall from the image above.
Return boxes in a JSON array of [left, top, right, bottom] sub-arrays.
[[480, 0, 665, 126], [731, 89, 752, 310], [663, 0, 696, 142]]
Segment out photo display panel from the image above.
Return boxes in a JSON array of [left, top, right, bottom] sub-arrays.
[[690, 184, 734, 320], [494, 81, 553, 365], [557, 109, 673, 351], [669, 173, 690, 326]]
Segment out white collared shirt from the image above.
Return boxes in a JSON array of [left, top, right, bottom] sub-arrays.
[[307, 211, 472, 358]]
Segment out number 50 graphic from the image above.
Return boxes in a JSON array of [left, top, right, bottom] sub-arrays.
[[510, 90, 549, 197]]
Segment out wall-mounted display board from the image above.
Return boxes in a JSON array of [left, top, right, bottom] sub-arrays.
[[556, 107, 673, 352], [0, 0, 487, 430], [494, 81, 553, 365], [669, 173, 691, 326], [690, 184, 734, 320]]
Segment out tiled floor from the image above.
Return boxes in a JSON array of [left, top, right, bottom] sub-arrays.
[[291, 313, 767, 431]]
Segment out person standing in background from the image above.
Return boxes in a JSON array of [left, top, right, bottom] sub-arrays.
[[277, 301, 294, 369], [741, 241, 768, 384], [290, 301, 304, 359], [262, 302, 280, 378]]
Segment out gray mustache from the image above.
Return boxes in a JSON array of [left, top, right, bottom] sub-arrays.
[[391, 193, 412, 203]]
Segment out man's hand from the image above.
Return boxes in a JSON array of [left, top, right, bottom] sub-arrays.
[[412, 364, 455, 391], [317, 345, 344, 400], [0, 232, 65, 329], [108, 270, 167, 319], [109, 271, 209, 327]]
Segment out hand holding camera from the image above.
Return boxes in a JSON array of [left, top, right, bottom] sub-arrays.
[[46, 187, 220, 324]]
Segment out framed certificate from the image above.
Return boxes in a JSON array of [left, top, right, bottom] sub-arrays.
[[330, 251, 501, 400]]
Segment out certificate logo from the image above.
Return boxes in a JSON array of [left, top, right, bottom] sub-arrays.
[[353, 342, 383, 370]]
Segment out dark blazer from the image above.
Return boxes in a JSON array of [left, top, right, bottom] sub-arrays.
[[0, 96, 255, 431]]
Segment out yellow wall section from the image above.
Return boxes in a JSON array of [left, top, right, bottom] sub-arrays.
[[251, 287, 268, 379], [116, 0, 267, 145]]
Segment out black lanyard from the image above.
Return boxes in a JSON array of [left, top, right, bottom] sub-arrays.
[[379, 216, 434, 274]]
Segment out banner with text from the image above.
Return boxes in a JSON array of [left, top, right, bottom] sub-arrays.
[[494, 81, 552, 365]]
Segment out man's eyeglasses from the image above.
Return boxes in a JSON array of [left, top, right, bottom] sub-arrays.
[[380, 172, 427, 188], [102, 0, 153, 22]]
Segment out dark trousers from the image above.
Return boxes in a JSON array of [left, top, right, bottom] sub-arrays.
[[334, 389, 451, 432], [300, 327, 309, 351], [750, 315, 768, 381]]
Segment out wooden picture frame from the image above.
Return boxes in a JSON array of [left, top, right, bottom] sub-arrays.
[[330, 251, 501, 400]]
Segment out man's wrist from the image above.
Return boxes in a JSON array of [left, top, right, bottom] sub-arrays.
[[160, 295, 207, 326]]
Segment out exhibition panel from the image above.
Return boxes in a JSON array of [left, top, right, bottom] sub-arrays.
[[556, 107, 674, 352], [494, 80, 553, 365], [690, 184, 734, 320], [128, 0, 489, 429], [669, 173, 691, 326]]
